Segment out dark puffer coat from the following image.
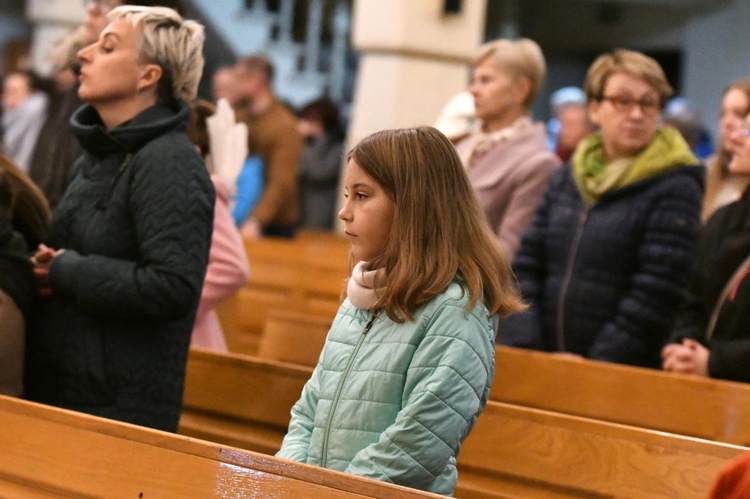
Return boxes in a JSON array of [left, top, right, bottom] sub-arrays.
[[670, 189, 750, 382], [501, 164, 702, 368], [24, 102, 214, 431]]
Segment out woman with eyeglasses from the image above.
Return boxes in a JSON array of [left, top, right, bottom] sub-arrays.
[[500, 49, 702, 368], [24, 6, 213, 432], [662, 113, 750, 382]]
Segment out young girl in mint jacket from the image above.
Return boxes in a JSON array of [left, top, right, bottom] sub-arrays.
[[276, 126, 525, 495]]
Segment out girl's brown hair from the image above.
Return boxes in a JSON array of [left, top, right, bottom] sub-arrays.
[[0, 154, 50, 249], [347, 126, 525, 322]]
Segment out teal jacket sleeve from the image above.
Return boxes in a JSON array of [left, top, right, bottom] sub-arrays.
[[344, 302, 495, 489], [276, 364, 322, 462]]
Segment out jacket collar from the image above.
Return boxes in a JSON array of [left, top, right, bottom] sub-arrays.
[[69, 101, 190, 158]]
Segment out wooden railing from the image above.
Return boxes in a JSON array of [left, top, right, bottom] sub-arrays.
[[0, 393, 437, 498], [218, 232, 349, 355], [180, 348, 747, 498], [492, 345, 750, 446]]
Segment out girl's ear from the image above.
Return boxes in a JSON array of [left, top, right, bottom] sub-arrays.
[[138, 63, 163, 93]]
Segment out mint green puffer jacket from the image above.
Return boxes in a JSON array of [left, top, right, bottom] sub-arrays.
[[276, 282, 498, 495]]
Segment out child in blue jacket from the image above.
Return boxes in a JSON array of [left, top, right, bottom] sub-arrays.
[[276, 127, 525, 495]]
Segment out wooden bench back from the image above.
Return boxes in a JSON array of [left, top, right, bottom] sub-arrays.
[[0, 394, 438, 498], [250, 311, 750, 446], [456, 401, 745, 498], [257, 309, 332, 366], [493, 345, 750, 446], [180, 347, 312, 455], [180, 348, 746, 498], [219, 234, 349, 355]]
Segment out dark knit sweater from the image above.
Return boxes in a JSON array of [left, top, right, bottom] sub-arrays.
[[24, 102, 214, 431]]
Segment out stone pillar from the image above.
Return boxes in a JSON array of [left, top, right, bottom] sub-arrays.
[[346, 0, 486, 145]]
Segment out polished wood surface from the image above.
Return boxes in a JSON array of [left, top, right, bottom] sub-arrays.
[[493, 345, 750, 445], [457, 401, 745, 499], [257, 309, 332, 366], [250, 309, 750, 446], [180, 348, 312, 455], [219, 233, 349, 355], [181, 348, 745, 498], [0, 394, 438, 498]]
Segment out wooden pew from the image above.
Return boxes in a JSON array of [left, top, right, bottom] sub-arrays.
[[492, 345, 750, 446], [219, 234, 349, 355], [180, 348, 746, 498], [257, 309, 332, 366], [180, 347, 312, 455], [456, 401, 745, 498], [0, 394, 438, 498], [248, 311, 750, 446]]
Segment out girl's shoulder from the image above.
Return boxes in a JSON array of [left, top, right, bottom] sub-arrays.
[[421, 281, 497, 332]]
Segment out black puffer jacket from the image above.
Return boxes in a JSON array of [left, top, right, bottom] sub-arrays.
[[670, 190, 750, 382], [501, 164, 703, 368], [24, 102, 214, 431]]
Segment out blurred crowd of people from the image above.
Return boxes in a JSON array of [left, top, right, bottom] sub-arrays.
[[2, 2, 750, 493]]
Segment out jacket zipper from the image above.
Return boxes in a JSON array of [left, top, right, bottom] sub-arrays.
[[555, 210, 588, 352], [321, 313, 376, 467]]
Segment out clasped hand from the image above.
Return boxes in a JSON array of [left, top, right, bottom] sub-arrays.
[[31, 244, 65, 297], [661, 338, 709, 377]]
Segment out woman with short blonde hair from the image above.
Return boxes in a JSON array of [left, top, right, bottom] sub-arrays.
[[107, 5, 204, 104], [475, 38, 546, 112], [25, 7, 214, 432], [455, 37, 561, 258]]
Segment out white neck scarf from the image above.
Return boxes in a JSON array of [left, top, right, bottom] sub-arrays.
[[347, 261, 387, 309]]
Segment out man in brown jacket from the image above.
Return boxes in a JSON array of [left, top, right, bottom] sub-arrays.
[[234, 56, 303, 238]]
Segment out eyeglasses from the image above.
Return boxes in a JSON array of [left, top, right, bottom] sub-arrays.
[[599, 95, 662, 117]]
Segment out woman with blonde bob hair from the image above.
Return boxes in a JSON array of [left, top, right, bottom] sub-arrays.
[[277, 127, 524, 495], [502, 49, 703, 368], [25, 6, 214, 432], [455, 37, 561, 258]]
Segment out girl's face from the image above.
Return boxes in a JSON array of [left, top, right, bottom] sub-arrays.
[[719, 88, 749, 153], [338, 160, 394, 263], [76, 18, 157, 105]]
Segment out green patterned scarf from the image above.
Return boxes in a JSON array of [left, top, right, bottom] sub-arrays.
[[572, 126, 698, 206]]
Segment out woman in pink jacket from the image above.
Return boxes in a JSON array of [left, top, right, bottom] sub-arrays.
[[455, 38, 561, 258], [188, 100, 250, 351]]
